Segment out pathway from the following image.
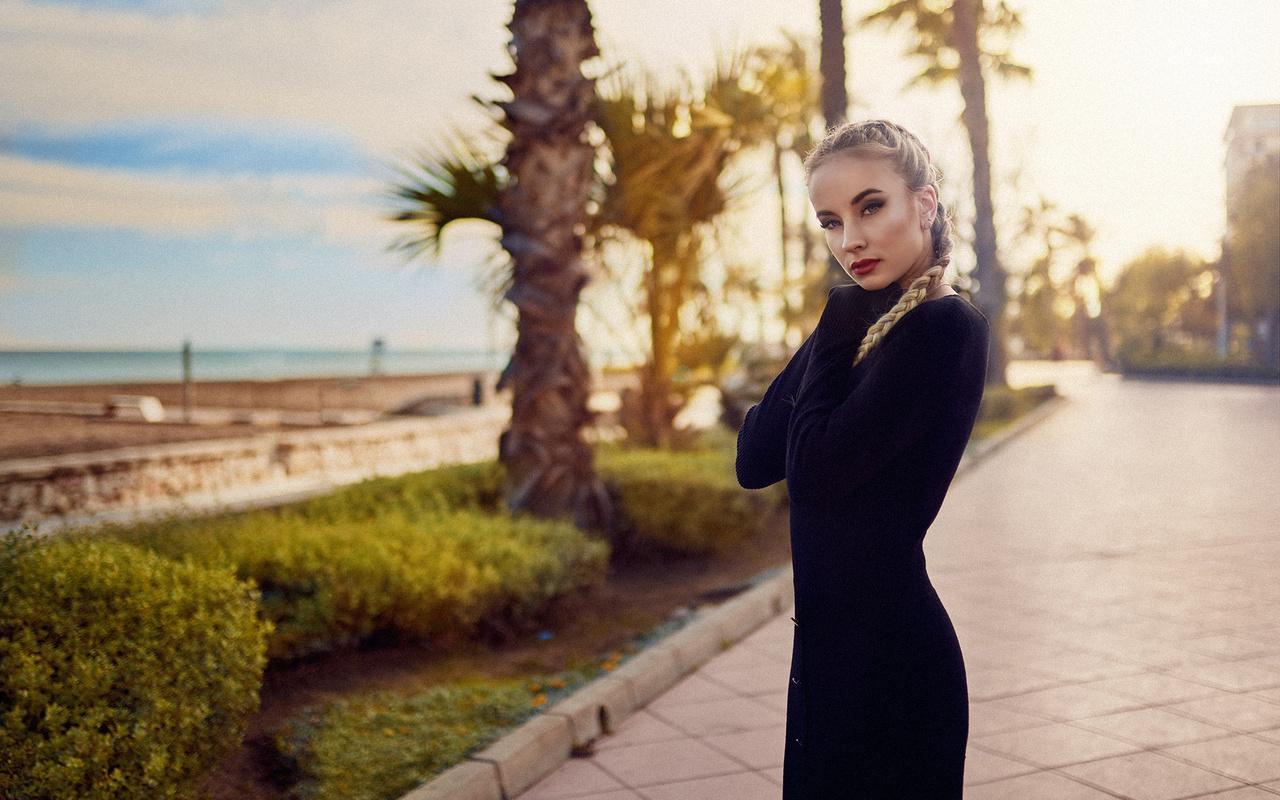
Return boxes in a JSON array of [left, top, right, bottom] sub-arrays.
[[517, 366, 1280, 799]]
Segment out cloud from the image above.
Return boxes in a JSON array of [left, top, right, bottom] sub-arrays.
[[0, 151, 403, 245], [6, 119, 367, 175], [0, 0, 511, 155]]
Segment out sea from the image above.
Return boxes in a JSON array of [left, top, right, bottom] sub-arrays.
[[0, 349, 504, 386]]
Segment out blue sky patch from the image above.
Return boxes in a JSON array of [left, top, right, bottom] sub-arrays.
[[6, 120, 368, 176], [25, 0, 218, 16]]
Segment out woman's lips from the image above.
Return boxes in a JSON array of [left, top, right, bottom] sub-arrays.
[[851, 259, 878, 275]]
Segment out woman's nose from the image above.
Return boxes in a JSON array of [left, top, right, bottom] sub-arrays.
[[842, 225, 864, 253]]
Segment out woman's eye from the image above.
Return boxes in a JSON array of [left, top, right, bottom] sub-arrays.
[[819, 218, 840, 230], [862, 201, 882, 216]]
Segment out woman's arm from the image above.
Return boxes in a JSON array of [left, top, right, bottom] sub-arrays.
[[735, 334, 814, 489], [736, 284, 901, 490], [785, 300, 985, 505]]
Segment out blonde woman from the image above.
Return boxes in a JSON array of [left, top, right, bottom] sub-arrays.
[[736, 120, 988, 798]]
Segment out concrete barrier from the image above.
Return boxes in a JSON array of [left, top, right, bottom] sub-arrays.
[[0, 406, 510, 528]]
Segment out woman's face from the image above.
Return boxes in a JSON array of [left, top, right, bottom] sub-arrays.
[[808, 153, 937, 292]]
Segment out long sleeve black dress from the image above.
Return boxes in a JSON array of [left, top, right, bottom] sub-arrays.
[[736, 284, 988, 799]]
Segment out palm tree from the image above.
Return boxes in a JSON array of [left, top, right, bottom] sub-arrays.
[[593, 69, 743, 446], [862, 0, 1031, 385], [391, 0, 608, 528]]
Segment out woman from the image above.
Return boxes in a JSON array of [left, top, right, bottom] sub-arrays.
[[736, 120, 988, 798]]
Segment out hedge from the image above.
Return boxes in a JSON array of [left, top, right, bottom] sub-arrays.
[[597, 440, 788, 555], [0, 533, 268, 800], [101, 507, 610, 661]]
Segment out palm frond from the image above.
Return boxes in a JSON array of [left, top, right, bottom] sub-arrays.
[[387, 137, 502, 261]]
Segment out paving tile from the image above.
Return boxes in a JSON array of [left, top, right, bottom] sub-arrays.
[[699, 641, 788, 680], [703, 725, 786, 770], [1244, 653, 1280, 675], [649, 696, 784, 738], [1253, 686, 1280, 704], [646, 673, 736, 710], [535, 792, 644, 800], [1198, 788, 1280, 799], [1169, 660, 1280, 693], [1072, 707, 1233, 748], [1254, 729, 1280, 747], [760, 766, 784, 787], [1059, 751, 1240, 799], [635, 770, 779, 800], [1024, 650, 1148, 682], [698, 648, 789, 697], [963, 745, 1037, 785], [1163, 735, 1280, 784], [1178, 634, 1278, 661], [968, 701, 1054, 737], [593, 711, 685, 751], [967, 667, 1062, 701], [519, 760, 626, 800], [961, 770, 1117, 799], [1168, 693, 1280, 733], [973, 722, 1139, 768], [754, 690, 788, 713], [591, 739, 743, 788], [992, 682, 1144, 721], [1090, 672, 1220, 706]]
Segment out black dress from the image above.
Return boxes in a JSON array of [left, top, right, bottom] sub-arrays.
[[736, 284, 988, 799]]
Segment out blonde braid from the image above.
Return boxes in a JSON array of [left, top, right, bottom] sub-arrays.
[[852, 264, 945, 367]]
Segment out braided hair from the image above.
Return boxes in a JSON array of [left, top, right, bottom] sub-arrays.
[[804, 120, 956, 367]]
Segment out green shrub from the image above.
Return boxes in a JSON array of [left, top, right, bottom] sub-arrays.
[[291, 461, 506, 522], [101, 507, 609, 660], [598, 443, 786, 555], [0, 533, 268, 800]]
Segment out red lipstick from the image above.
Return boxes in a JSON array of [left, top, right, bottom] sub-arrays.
[[851, 259, 878, 275]]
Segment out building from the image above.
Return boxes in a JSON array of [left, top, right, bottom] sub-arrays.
[[1224, 103, 1280, 221]]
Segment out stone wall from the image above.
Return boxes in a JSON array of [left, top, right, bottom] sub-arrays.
[[0, 407, 510, 528]]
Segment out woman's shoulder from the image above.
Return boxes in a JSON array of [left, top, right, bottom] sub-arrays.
[[894, 294, 988, 338]]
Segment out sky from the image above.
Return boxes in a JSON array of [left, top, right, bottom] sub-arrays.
[[1, 0, 1277, 352]]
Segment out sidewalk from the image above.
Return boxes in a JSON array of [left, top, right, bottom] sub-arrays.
[[514, 368, 1280, 799]]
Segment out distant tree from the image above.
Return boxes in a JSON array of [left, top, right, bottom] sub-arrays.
[[1225, 156, 1280, 367], [391, 0, 608, 528], [593, 64, 748, 446], [1105, 247, 1218, 366], [740, 34, 827, 341], [862, 0, 1031, 384], [1010, 201, 1109, 363]]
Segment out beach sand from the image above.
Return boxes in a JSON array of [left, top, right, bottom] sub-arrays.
[[0, 372, 493, 461]]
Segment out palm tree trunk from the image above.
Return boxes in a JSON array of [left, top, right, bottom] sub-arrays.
[[819, 0, 851, 291], [951, 0, 1009, 384], [495, 0, 609, 528], [819, 0, 849, 128]]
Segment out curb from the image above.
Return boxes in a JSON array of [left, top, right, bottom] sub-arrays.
[[396, 393, 1068, 800], [400, 567, 795, 800]]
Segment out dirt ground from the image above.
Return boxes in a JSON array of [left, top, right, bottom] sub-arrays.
[[0, 373, 489, 461]]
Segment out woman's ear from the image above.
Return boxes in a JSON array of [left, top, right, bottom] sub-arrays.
[[917, 186, 938, 231]]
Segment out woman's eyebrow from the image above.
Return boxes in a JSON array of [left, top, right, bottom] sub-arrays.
[[815, 188, 884, 217]]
